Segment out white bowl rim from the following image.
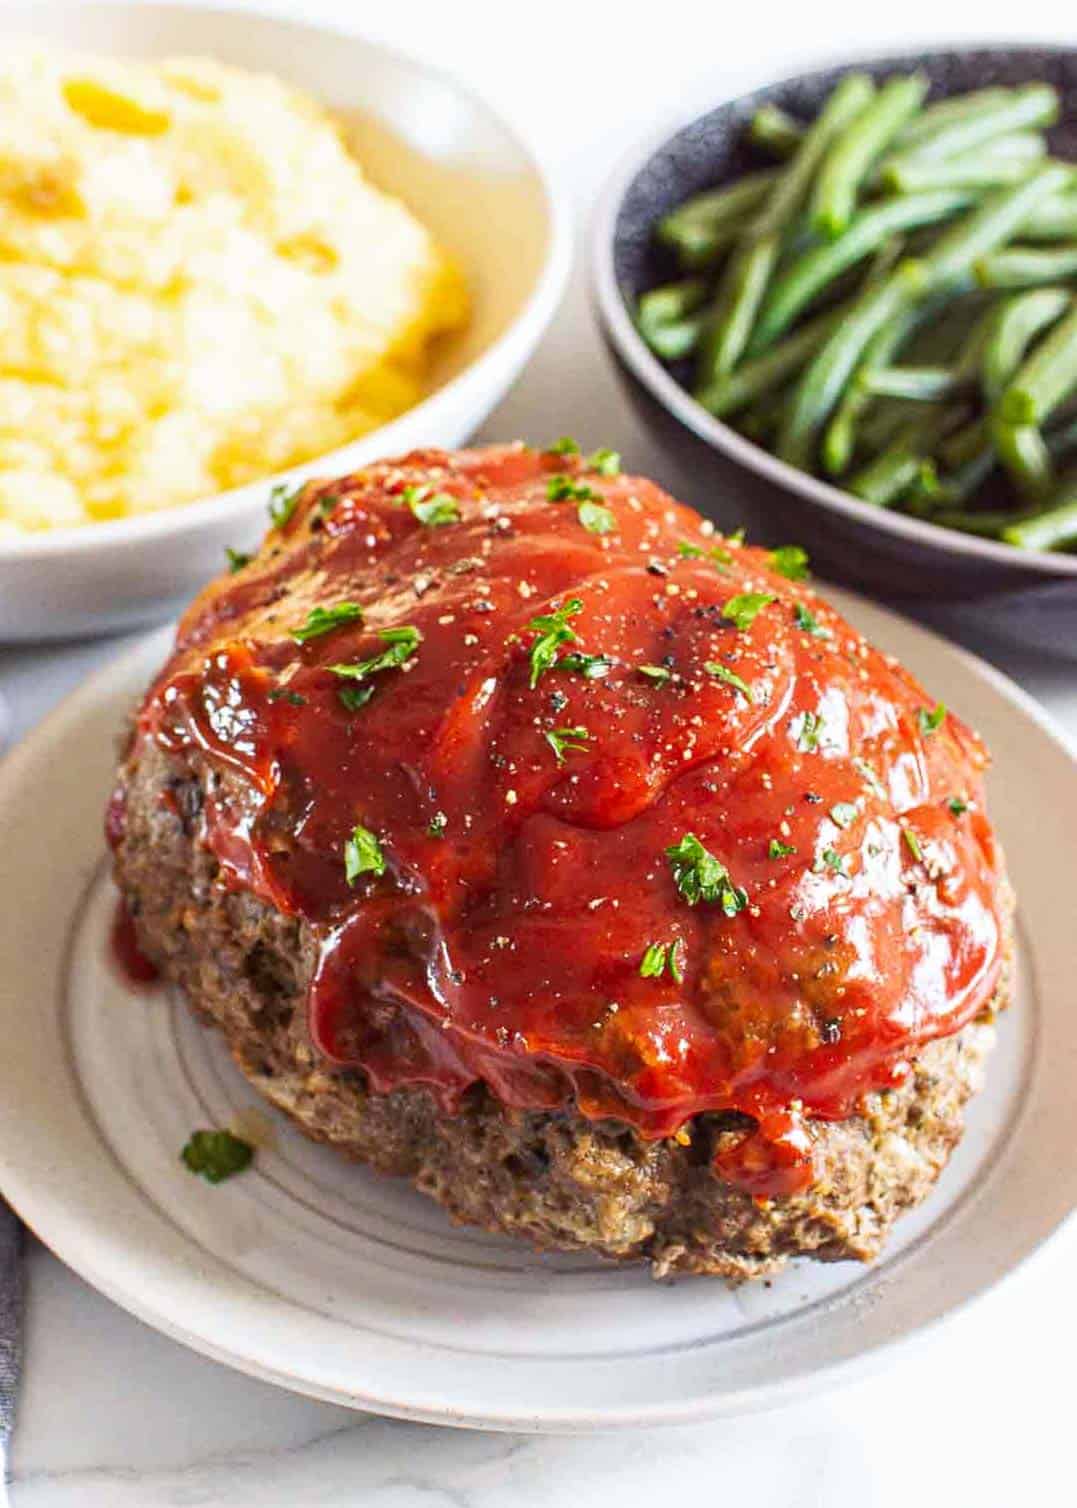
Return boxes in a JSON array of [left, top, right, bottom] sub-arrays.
[[0, 0, 572, 562], [590, 40, 1077, 580]]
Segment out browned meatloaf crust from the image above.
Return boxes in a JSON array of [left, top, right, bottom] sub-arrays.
[[112, 737, 1012, 1281]]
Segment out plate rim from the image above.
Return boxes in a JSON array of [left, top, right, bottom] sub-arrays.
[[1, 598, 1076, 1430]]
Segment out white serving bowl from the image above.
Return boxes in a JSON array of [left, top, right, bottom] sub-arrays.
[[0, 2, 570, 642]]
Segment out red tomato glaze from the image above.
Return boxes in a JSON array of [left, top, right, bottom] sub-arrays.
[[120, 445, 1008, 1197]]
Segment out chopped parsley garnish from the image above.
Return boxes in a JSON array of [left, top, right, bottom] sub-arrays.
[[829, 802, 858, 829], [545, 724, 590, 764], [578, 499, 616, 535], [639, 663, 673, 683], [918, 703, 947, 736], [546, 474, 597, 502], [793, 601, 830, 638], [728, 527, 746, 546], [665, 833, 747, 916], [796, 710, 824, 752], [947, 795, 969, 816], [268, 482, 302, 529], [769, 545, 810, 580], [769, 838, 797, 859], [704, 661, 754, 702], [853, 756, 886, 800], [403, 484, 460, 527], [556, 651, 613, 679], [427, 811, 448, 838], [344, 823, 386, 884], [338, 684, 376, 712], [721, 592, 776, 631], [818, 848, 845, 875], [330, 625, 423, 683], [547, 436, 580, 455], [902, 827, 923, 862], [225, 547, 251, 573], [639, 938, 685, 982], [676, 539, 732, 572], [267, 687, 306, 707], [589, 447, 621, 476], [181, 1129, 253, 1184], [526, 598, 582, 687], [292, 601, 364, 643]]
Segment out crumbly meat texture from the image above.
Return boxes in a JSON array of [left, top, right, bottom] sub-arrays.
[[112, 737, 1011, 1281]]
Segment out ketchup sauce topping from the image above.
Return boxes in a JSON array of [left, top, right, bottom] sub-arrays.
[[122, 445, 1008, 1196]]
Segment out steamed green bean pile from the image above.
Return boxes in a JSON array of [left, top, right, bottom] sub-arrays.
[[638, 76, 1077, 553]]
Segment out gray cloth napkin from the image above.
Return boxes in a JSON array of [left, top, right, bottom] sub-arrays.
[[0, 1198, 22, 1497]]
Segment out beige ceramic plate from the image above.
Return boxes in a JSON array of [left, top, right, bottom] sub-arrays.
[[0, 592, 1075, 1430]]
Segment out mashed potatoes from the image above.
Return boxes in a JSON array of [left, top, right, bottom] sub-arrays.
[[0, 51, 467, 534]]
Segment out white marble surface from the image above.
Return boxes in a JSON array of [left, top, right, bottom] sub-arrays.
[[2, 0, 1077, 1501]]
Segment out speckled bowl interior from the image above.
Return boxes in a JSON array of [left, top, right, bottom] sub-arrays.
[[598, 46, 1077, 646]]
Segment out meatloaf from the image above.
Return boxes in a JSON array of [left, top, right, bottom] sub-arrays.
[[108, 443, 1013, 1280]]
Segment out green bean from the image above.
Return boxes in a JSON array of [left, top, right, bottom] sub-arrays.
[[1021, 193, 1077, 242], [999, 301, 1077, 424], [697, 73, 875, 383], [812, 73, 928, 238], [893, 88, 1011, 150], [751, 189, 975, 352], [638, 277, 709, 327], [882, 131, 1048, 194], [822, 304, 923, 474], [931, 506, 1020, 536], [778, 260, 931, 466], [881, 83, 1058, 174], [749, 104, 804, 159], [974, 245, 1077, 289], [922, 166, 1073, 289], [657, 171, 778, 268], [991, 415, 1055, 499], [643, 315, 706, 360], [862, 365, 960, 401], [936, 448, 999, 505], [849, 439, 926, 505], [981, 287, 1071, 402], [1001, 477, 1077, 550], [696, 303, 847, 417]]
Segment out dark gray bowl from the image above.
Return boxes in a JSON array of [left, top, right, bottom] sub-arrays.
[[592, 45, 1077, 656]]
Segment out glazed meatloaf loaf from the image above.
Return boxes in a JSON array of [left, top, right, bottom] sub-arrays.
[[108, 443, 1013, 1280]]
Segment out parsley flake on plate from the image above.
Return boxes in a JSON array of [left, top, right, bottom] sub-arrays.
[[338, 683, 376, 712], [268, 482, 302, 529], [578, 500, 616, 535], [545, 725, 590, 764], [330, 625, 423, 682], [556, 651, 613, 680], [796, 710, 824, 752], [918, 703, 947, 736], [526, 599, 582, 687], [344, 823, 386, 884], [948, 795, 969, 816], [403, 484, 460, 527], [639, 938, 686, 982], [181, 1129, 253, 1185], [793, 601, 830, 638], [769, 838, 797, 859], [547, 436, 580, 455], [704, 661, 754, 702], [589, 447, 621, 476], [639, 663, 673, 683], [817, 847, 845, 876], [721, 592, 776, 631], [546, 474, 597, 502], [427, 811, 448, 838], [225, 547, 251, 573], [292, 601, 364, 643], [665, 833, 747, 916], [769, 545, 810, 580]]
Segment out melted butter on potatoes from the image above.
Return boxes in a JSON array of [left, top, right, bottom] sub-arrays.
[[0, 52, 467, 534]]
